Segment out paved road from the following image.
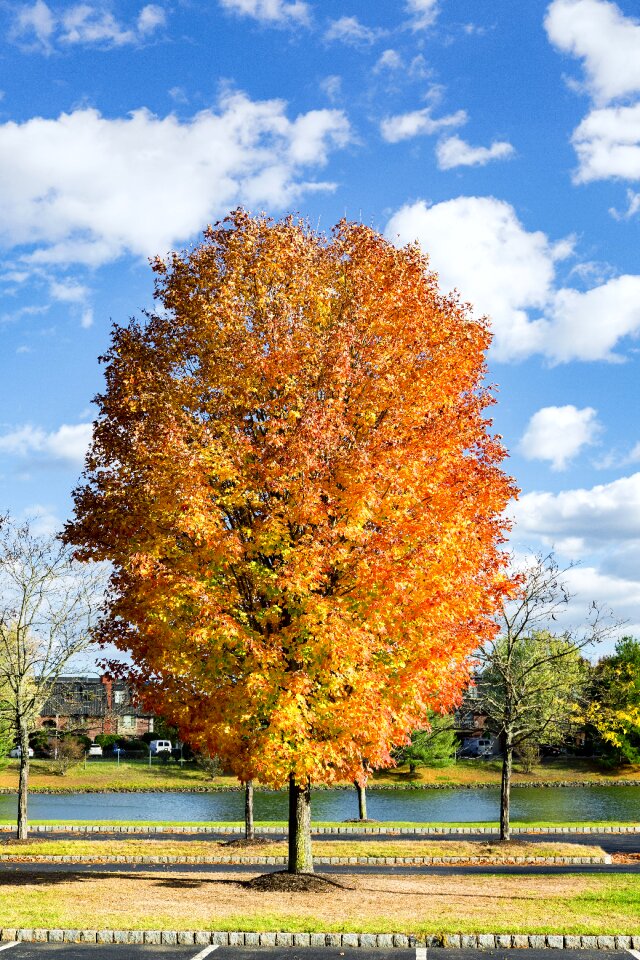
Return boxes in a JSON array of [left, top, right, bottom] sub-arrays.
[[4, 831, 639, 856], [0, 945, 638, 960]]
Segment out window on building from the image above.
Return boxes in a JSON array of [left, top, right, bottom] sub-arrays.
[[114, 691, 125, 705], [121, 715, 135, 729]]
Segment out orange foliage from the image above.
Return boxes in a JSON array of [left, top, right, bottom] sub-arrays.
[[64, 210, 517, 787]]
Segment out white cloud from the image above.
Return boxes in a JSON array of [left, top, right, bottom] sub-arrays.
[[513, 472, 640, 549], [545, 0, 640, 106], [545, 275, 640, 361], [381, 106, 467, 143], [385, 195, 640, 363], [545, 0, 640, 188], [48, 278, 90, 303], [519, 405, 602, 470], [219, 0, 310, 25], [324, 16, 383, 46], [0, 422, 92, 465], [10, 1, 167, 51], [374, 49, 403, 72], [137, 4, 165, 34], [23, 504, 62, 535], [405, 0, 439, 30], [319, 75, 341, 102], [610, 188, 640, 219], [0, 93, 351, 266], [436, 135, 515, 169], [571, 103, 640, 182], [10, 0, 55, 50]]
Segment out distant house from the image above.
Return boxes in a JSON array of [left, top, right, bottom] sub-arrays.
[[38, 675, 155, 740]]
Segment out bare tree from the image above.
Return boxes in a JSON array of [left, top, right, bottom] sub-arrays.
[[475, 554, 617, 841], [0, 517, 106, 838]]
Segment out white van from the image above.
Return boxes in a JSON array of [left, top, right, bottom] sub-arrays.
[[149, 739, 172, 755]]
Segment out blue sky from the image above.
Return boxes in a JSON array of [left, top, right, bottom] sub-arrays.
[[1, 0, 640, 654]]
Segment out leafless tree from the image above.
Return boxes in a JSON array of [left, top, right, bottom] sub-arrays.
[[0, 517, 106, 838]]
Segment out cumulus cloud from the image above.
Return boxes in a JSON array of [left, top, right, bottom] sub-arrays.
[[381, 106, 467, 143], [436, 135, 515, 169], [571, 103, 640, 182], [0, 423, 92, 465], [324, 16, 383, 46], [385, 195, 640, 363], [519, 405, 601, 470], [10, 1, 166, 51], [513, 472, 640, 550], [545, 0, 640, 185], [219, 0, 310, 26], [545, 0, 640, 105], [374, 49, 403, 72], [405, 0, 439, 30], [0, 92, 351, 266]]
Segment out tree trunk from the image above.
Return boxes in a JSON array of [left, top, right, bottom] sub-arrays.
[[17, 718, 30, 840], [354, 780, 367, 821], [500, 732, 513, 841], [244, 779, 254, 841], [288, 774, 313, 874]]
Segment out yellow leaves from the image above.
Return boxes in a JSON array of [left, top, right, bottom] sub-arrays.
[[64, 209, 517, 790]]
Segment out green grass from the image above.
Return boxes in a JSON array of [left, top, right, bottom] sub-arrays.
[[0, 838, 606, 859], [1, 818, 638, 830]]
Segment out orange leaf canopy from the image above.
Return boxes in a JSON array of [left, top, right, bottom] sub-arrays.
[[65, 210, 517, 787]]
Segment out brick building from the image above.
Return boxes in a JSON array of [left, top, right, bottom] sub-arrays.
[[38, 675, 155, 740]]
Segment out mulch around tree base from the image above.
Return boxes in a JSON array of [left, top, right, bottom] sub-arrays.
[[243, 871, 351, 892], [222, 837, 279, 848]]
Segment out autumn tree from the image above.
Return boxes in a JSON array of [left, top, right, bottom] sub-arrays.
[[475, 555, 612, 841], [586, 637, 640, 765], [64, 210, 516, 874], [0, 517, 105, 838]]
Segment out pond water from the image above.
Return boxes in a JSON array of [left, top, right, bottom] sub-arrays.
[[0, 785, 638, 823]]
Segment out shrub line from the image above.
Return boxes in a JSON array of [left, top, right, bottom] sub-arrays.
[[0, 929, 638, 949]]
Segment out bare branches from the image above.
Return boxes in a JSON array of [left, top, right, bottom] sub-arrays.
[[0, 516, 107, 728]]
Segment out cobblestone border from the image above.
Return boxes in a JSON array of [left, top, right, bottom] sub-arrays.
[[1, 823, 638, 835], [1, 928, 638, 949], [0, 853, 612, 865]]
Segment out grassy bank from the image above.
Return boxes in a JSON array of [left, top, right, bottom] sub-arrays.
[[0, 838, 606, 859], [0, 758, 638, 792], [0, 870, 637, 934], [2, 819, 638, 830]]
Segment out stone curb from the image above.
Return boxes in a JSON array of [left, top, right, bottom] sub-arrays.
[[3, 824, 639, 835], [1, 929, 638, 949], [0, 854, 612, 865]]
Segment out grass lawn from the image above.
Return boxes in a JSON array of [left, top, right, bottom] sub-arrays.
[[0, 869, 637, 934], [2, 818, 638, 831], [0, 757, 638, 791], [0, 838, 606, 859]]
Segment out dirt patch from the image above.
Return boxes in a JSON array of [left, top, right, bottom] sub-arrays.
[[243, 871, 351, 892]]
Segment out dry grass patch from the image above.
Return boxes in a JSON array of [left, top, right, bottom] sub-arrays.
[[0, 838, 606, 860], [0, 869, 637, 934]]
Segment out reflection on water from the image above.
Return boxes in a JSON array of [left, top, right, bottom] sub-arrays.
[[0, 785, 638, 823]]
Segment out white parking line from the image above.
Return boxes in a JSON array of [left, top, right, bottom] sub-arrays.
[[415, 948, 427, 960], [0, 945, 19, 953], [626, 951, 640, 960], [190, 946, 220, 960]]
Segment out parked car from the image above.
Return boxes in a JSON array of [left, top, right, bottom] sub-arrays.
[[9, 747, 34, 758], [149, 739, 172, 756], [88, 743, 103, 756]]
